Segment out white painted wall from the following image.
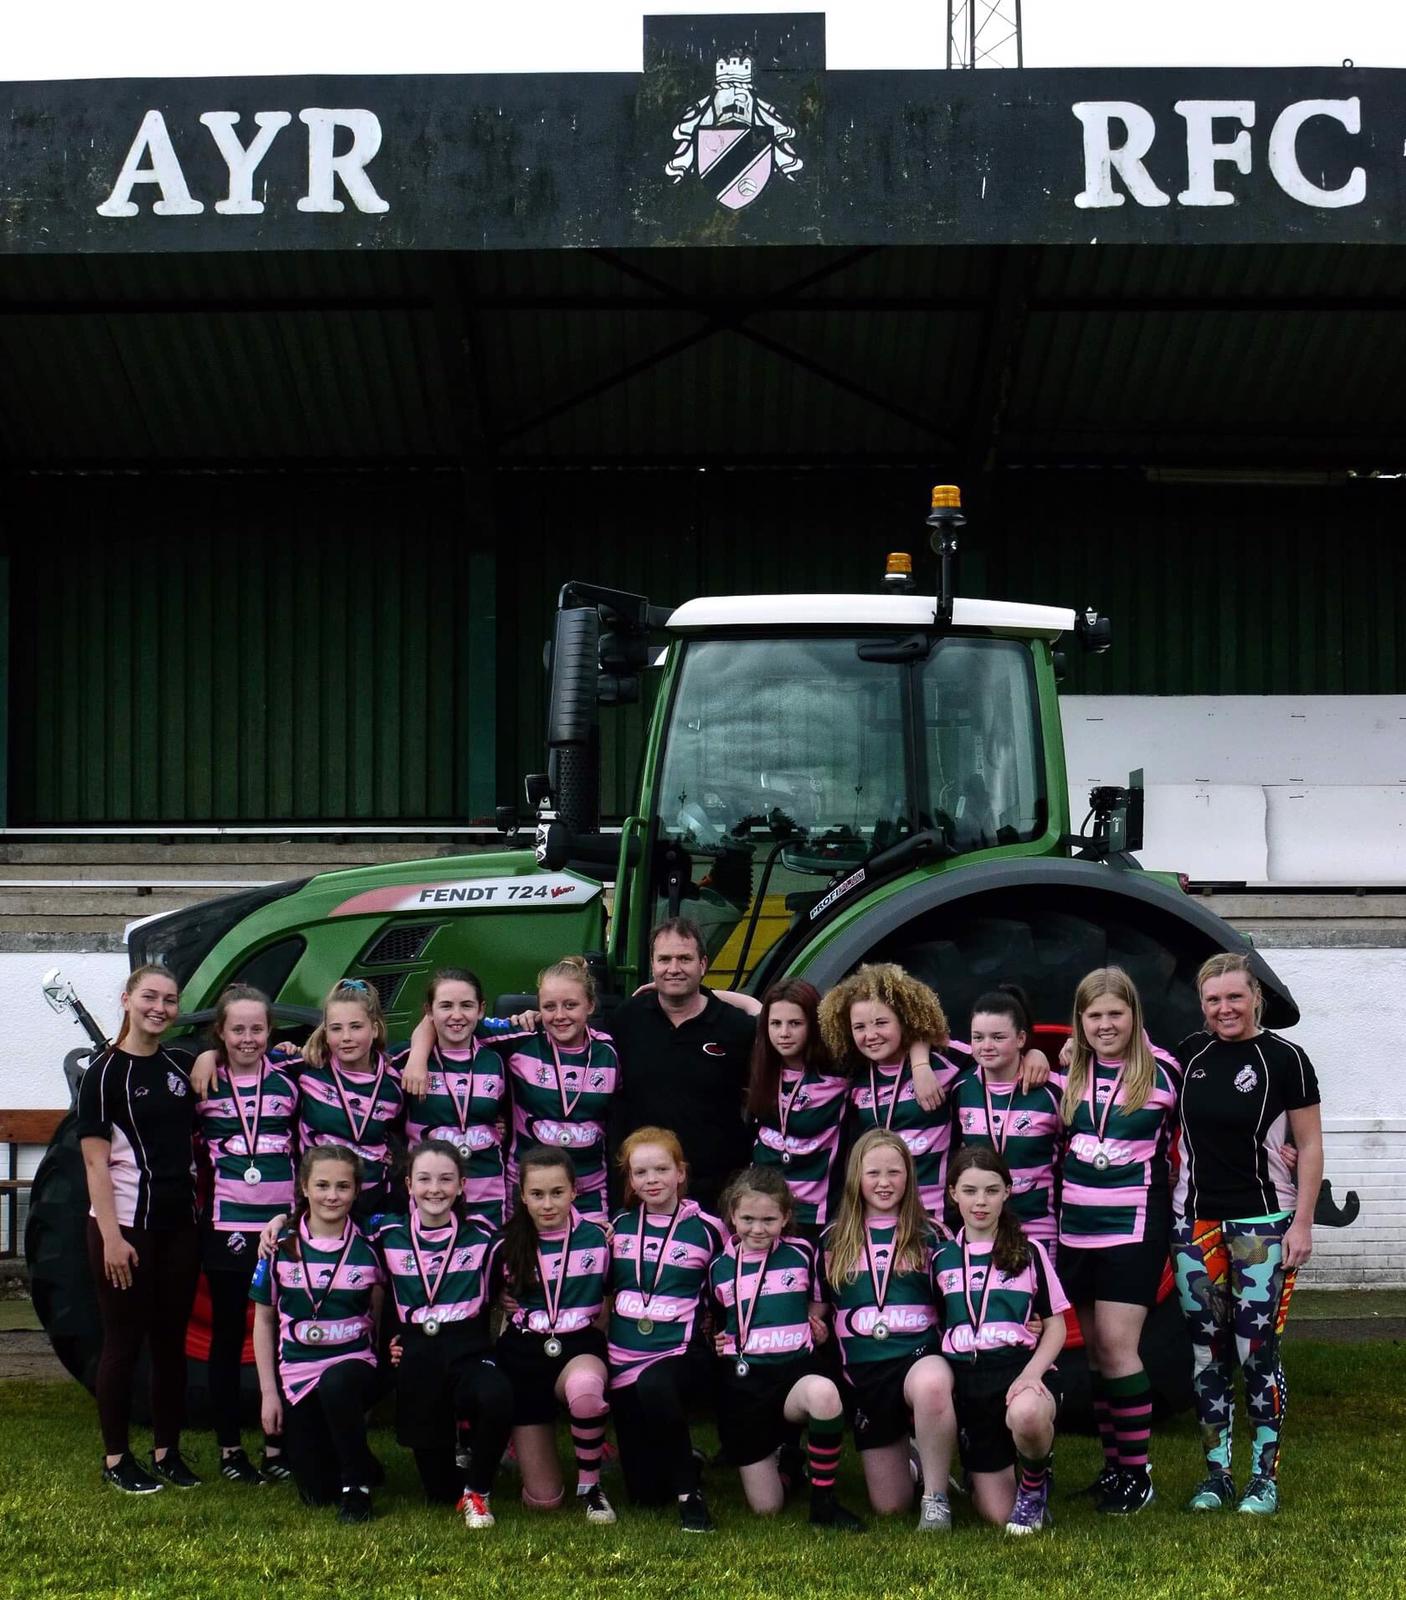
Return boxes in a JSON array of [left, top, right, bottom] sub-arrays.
[[1064, 695, 1406, 883], [2, 944, 1401, 1285]]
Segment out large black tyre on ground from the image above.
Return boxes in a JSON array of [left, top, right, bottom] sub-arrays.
[[25, 1114, 259, 1429]]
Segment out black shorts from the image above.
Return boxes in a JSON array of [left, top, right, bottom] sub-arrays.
[[716, 1350, 827, 1466], [200, 1225, 261, 1275], [951, 1352, 1063, 1475], [493, 1326, 609, 1425], [841, 1344, 936, 1453], [395, 1322, 495, 1447], [1057, 1232, 1169, 1309]]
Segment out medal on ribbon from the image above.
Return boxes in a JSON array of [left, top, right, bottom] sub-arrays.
[[536, 1223, 571, 1359], [1085, 1058, 1127, 1173], [225, 1060, 266, 1185], [293, 1219, 356, 1346], [635, 1204, 687, 1337], [330, 1053, 389, 1149], [864, 1219, 896, 1341], [731, 1239, 773, 1378], [411, 1211, 454, 1335]]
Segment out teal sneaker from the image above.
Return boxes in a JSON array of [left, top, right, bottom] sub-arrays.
[[1186, 1473, 1236, 1512], [1237, 1475, 1279, 1516]]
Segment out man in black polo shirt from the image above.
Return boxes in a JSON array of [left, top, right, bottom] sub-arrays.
[[609, 917, 760, 1216]]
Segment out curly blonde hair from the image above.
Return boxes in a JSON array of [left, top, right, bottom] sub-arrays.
[[818, 962, 949, 1074]]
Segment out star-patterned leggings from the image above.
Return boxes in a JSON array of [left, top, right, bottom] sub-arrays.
[[1172, 1216, 1297, 1481]]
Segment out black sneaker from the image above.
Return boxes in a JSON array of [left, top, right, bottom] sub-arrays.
[[678, 1489, 715, 1533], [150, 1450, 202, 1489], [337, 1487, 374, 1524], [1075, 1466, 1120, 1500], [259, 1451, 293, 1482], [219, 1449, 269, 1486], [103, 1453, 164, 1495], [1098, 1469, 1155, 1515], [809, 1490, 865, 1532]]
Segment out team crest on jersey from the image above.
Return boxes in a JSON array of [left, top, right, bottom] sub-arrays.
[[226, 1231, 247, 1255], [580, 1254, 595, 1272], [1234, 1065, 1258, 1093], [669, 1245, 688, 1262], [166, 1071, 187, 1097], [664, 54, 802, 211]]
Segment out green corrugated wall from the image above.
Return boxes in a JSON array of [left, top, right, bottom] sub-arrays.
[[4, 470, 1402, 825]]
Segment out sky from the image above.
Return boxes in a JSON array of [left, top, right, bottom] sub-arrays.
[[1, 0, 1402, 80]]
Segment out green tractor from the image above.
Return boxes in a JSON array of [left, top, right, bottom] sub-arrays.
[[28, 487, 1297, 1412], [126, 487, 1296, 1038]]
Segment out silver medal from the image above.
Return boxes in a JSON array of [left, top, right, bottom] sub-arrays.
[[559, 1131, 572, 1146], [458, 1144, 473, 1163], [306, 1325, 325, 1344], [735, 1358, 750, 1378], [1091, 1149, 1111, 1172], [544, 1336, 563, 1358], [872, 1321, 890, 1342], [780, 1152, 791, 1167], [243, 1166, 262, 1185], [423, 1317, 440, 1337]]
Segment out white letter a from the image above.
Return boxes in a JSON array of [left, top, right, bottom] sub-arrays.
[[96, 110, 204, 217]]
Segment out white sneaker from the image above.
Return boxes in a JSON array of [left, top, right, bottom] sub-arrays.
[[918, 1492, 952, 1532], [582, 1485, 617, 1524], [458, 1489, 495, 1529]]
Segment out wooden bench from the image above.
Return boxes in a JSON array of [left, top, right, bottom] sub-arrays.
[[0, 1110, 66, 1260]]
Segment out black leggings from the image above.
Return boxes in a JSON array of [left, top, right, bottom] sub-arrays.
[[399, 1346, 514, 1500], [86, 1218, 200, 1457], [611, 1350, 713, 1505], [283, 1360, 378, 1506], [206, 1265, 258, 1449]]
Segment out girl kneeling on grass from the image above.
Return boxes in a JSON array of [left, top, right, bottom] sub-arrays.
[[710, 1165, 864, 1531], [250, 1145, 384, 1523], [494, 1147, 616, 1524], [371, 1140, 511, 1530], [933, 1146, 1068, 1535], [607, 1127, 724, 1531], [824, 1130, 958, 1530]]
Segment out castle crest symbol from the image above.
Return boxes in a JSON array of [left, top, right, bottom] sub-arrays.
[[665, 54, 803, 210]]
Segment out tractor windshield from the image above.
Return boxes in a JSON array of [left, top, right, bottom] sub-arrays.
[[653, 634, 1047, 985]]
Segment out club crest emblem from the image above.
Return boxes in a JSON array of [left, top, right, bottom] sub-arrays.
[[665, 54, 802, 210]]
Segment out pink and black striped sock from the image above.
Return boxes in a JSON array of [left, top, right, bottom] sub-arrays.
[[1017, 1449, 1052, 1493], [807, 1415, 844, 1493], [570, 1412, 608, 1490], [1090, 1371, 1118, 1469], [1106, 1370, 1154, 1471]]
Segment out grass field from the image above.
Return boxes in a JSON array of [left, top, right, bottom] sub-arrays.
[[1, 1343, 1402, 1600]]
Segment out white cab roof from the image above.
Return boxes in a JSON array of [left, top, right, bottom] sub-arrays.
[[666, 594, 1075, 640]]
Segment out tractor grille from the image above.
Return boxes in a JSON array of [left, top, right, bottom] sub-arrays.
[[365, 972, 407, 1012], [361, 924, 437, 966]]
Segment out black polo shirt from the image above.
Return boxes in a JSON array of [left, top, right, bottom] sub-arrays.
[[608, 991, 758, 1207], [75, 1044, 198, 1231]]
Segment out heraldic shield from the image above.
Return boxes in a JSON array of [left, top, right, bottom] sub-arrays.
[[696, 126, 774, 210]]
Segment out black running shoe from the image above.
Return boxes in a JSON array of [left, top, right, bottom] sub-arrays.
[[337, 1487, 374, 1524], [103, 1453, 164, 1495], [259, 1451, 293, 1482], [1098, 1469, 1155, 1516], [1075, 1466, 1120, 1500], [150, 1450, 202, 1489], [809, 1490, 865, 1532], [678, 1489, 715, 1533], [219, 1449, 268, 1486]]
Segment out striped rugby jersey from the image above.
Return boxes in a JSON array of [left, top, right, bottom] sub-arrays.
[[250, 1216, 382, 1404], [750, 1066, 849, 1228], [196, 1058, 298, 1232], [709, 1235, 819, 1366], [75, 1045, 198, 1230], [498, 1027, 620, 1220], [500, 1211, 611, 1338], [931, 1233, 1069, 1361], [399, 1042, 508, 1229], [369, 1211, 499, 1334], [606, 1199, 723, 1388], [848, 1043, 969, 1217], [1058, 1049, 1180, 1249], [293, 1053, 405, 1192], [824, 1218, 940, 1372], [949, 1068, 1063, 1242]]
